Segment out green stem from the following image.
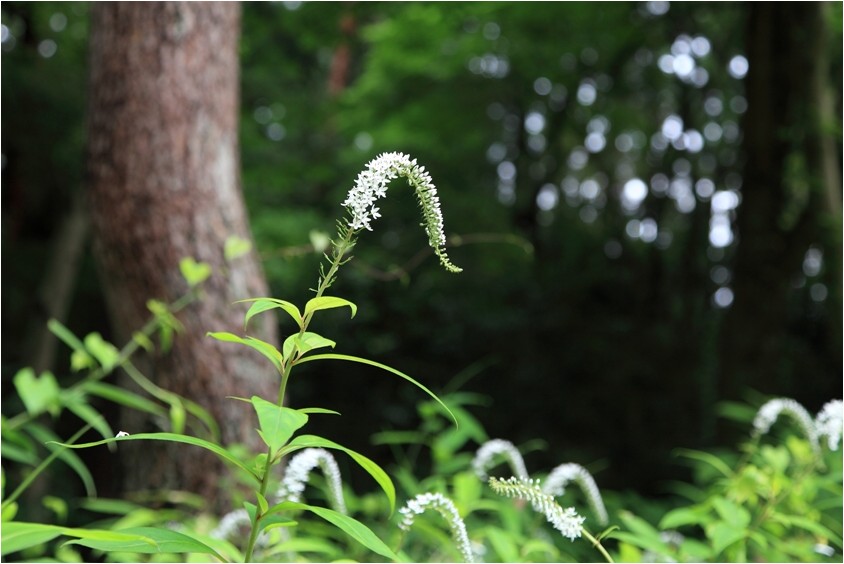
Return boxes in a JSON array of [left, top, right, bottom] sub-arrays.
[[1, 424, 93, 510], [582, 528, 615, 563], [243, 446, 274, 563]]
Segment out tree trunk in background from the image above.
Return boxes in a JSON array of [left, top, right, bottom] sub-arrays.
[[719, 3, 841, 406], [85, 3, 277, 502]]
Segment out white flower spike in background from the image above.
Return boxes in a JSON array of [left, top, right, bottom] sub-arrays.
[[815, 399, 843, 451], [472, 438, 529, 481], [276, 448, 347, 514], [398, 492, 474, 563], [543, 462, 608, 525], [752, 397, 819, 453]]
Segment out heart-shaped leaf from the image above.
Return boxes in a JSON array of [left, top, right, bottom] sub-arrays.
[[179, 257, 212, 287]]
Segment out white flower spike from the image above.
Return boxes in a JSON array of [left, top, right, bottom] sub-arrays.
[[490, 476, 585, 541], [543, 463, 608, 525], [752, 398, 819, 454], [472, 438, 529, 481], [275, 448, 347, 514], [342, 152, 462, 273], [815, 399, 843, 451], [398, 492, 474, 563]]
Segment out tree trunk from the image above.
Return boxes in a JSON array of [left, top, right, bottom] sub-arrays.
[[719, 3, 841, 404], [85, 2, 277, 502]]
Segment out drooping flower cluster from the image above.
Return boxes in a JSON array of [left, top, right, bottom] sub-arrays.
[[543, 463, 608, 525], [341, 152, 461, 273], [472, 439, 529, 481], [398, 492, 474, 563], [490, 476, 585, 541], [275, 448, 347, 514], [815, 399, 843, 451], [752, 398, 819, 453]]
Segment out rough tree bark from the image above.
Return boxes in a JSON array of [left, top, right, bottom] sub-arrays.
[[719, 3, 841, 404], [85, 3, 277, 501]]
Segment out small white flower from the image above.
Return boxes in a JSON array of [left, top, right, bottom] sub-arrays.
[[543, 463, 608, 525], [398, 492, 474, 562], [752, 398, 819, 453], [815, 399, 843, 451], [490, 476, 585, 541], [342, 152, 461, 273], [275, 448, 346, 514], [115, 431, 130, 438], [472, 439, 529, 481]]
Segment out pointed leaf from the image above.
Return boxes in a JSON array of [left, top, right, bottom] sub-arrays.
[[65, 399, 114, 442], [270, 501, 397, 560], [281, 434, 395, 513], [237, 298, 303, 331], [67, 526, 223, 558], [1, 523, 153, 557], [252, 397, 308, 453], [82, 382, 167, 418], [297, 407, 341, 416], [303, 296, 357, 319], [207, 332, 283, 373], [50, 432, 259, 483], [296, 353, 456, 425], [283, 332, 336, 359], [47, 319, 86, 353]]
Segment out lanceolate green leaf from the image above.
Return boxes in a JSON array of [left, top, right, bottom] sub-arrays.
[[303, 296, 357, 319], [280, 434, 395, 513], [64, 399, 114, 442], [1, 522, 153, 557], [81, 381, 167, 418], [50, 433, 259, 483], [66, 526, 225, 559], [47, 319, 87, 354], [296, 353, 457, 425], [268, 501, 397, 561], [251, 397, 308, 454], [207, 332, 283, 373], [282, 332, 336, 359], [237, 298, 304, 331]]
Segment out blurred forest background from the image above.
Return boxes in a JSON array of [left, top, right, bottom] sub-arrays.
[[2, 0, 841, 503]]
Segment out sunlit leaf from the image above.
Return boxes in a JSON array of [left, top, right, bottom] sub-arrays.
[[13, 368, 61, 417], [303, 296, 357, 319], [50, 432, 259, 483], [237, 298, 303, 331], [224, 235, 252, 261], [252, 396, 308, 453], [207, 332, 283, 373], [282, 332, 336, 360], [179, 257, 212, 287]]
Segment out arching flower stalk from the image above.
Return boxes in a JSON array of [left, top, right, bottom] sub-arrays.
[[472, 439, 529, 481], [489, 476, 585, 541], [398, 492, 474, 563], [275, 448, 347, 514], [543, 463, 608, 525], [752, 398, 819, 454], [815, 399, 843, 451]]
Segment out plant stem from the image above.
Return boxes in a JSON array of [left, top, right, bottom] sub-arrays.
[[243, 446, 274, 563], [582, 528, 615, 563]]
